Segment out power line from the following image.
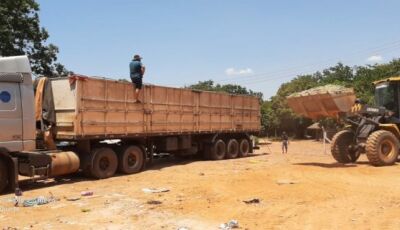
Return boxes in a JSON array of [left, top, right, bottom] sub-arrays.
[[209, 41, 400, 83], [212, 39, 400, 84]]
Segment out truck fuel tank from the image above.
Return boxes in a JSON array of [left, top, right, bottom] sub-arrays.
[[17, 151, 80, 177], [49, 151, 80, 177]]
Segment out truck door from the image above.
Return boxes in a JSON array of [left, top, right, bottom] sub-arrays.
[[0, 74, 23, 152]]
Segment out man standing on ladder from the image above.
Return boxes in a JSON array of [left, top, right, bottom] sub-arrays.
[[129, 54, 146, 103]]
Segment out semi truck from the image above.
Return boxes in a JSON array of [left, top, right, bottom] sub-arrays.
[[0, 56, 261, 193]]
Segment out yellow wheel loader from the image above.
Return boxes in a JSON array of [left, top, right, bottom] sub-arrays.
[[331, 76, 400, 166]]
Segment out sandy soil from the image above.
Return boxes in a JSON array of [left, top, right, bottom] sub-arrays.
[[1, 140, 400, 230]]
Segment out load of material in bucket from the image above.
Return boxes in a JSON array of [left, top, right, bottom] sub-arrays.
[[286, 84, 356, 119]]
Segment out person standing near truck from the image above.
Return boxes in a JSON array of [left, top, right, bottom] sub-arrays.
[[129, 54, 146, 103], [281, 131, 289, 154]]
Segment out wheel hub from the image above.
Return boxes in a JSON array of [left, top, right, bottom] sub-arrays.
[[99, 157, 110, 171], [128, 153, 137, 167]]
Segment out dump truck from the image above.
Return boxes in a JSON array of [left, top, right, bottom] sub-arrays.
[[0, 56, 261, 193]]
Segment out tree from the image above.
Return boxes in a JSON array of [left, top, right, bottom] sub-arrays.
[[0, 0, 68, 76], [187, 80, 263, 98], [263, 59, 400, 138]]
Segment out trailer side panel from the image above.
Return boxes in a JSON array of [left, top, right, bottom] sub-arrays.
[[52, 77, 260, 139]]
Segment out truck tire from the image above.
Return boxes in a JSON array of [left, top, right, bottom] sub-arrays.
[[118, 145, 144, 174], [90, 148, 118, 179], [226, 139, 239, 159], [331, 130, 358, 163], [366, 130, 399, 166], [209, 139, 226, 160], [0, 159, 8, 194], [239, 139, 250, 157]]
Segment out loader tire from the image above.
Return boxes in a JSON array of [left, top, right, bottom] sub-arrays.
[[331, 130, 357, 163], [118, 145, 144, 174], [209, 139, 226, 160], [0, 159, 8, 194], [90, 147, 118, 179], [226, 139, 239, 159], [366, 130, 399, 166]]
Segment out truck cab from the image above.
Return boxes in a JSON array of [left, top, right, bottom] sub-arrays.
[[0, 56, 37, 192], [0, 56, 36, 152]]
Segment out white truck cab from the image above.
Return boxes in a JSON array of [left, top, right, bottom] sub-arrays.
[[0, 56, 36, 152], [0, 56, 80, 193]]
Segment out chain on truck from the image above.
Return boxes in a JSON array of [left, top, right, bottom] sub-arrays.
[[0, 56, 261, 194]]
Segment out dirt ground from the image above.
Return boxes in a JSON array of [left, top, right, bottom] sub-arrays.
[[2, 140, 400, 230]]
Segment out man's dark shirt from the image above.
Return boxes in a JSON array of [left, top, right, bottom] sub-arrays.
[[129, 60, 143, 78]]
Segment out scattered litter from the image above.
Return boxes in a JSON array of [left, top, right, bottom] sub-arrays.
[[243, 198, 261, 204], [50, 204, 67, 209], [22, 196, 56, 207], [81, 191, 93, 196], [142, 188, 170, 193], [276, 179, 298, 185], [219, 220, 239, 230], [199, 173, 205, 176], [66, 196, 81, 201], [146, 200, 162, 205], [248, 159, 263, 164], [81, 208, 91, 213]]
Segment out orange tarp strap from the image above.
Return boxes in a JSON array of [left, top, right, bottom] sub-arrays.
[[35, 77, 46, 121], [69, 74, 88, 85]]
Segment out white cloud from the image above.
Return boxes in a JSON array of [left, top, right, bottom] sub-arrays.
[[225, 67, 253, 76], [367, 55, 383, 63]]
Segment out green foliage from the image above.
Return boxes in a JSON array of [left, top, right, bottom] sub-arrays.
[[187, 80, 263, 98], [0, 0, 69, 77], [264, 59, 400, 138]]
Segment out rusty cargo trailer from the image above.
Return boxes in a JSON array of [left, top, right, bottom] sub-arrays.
[[47, 76, 260, 179], [52, 77, 260, 140], [0, 56, 261, 193]]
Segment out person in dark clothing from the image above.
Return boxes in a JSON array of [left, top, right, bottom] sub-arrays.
[[129, 54, 146, 103], [281, 131, 289, 153]]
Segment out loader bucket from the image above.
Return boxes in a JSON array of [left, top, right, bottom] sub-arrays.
[[286, 85, 356, 120]]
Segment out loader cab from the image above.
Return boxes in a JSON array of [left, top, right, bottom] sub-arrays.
[[374, 81, 399, 117]]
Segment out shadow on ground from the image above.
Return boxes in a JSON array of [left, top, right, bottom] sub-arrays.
[[3, 153, 265, 194], [294, 161, 371, 168]]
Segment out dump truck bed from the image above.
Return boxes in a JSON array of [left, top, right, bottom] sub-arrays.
[[51, 77, 261, 140]]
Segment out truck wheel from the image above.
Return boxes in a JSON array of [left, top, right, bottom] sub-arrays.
[[239, 139, 250, 157], [366, 130, 399, 166], [91, 148, 118, 179], [331, 130, 358, 163], [226, 139, 239, 159], [118, 145, 144, 174], [210, 139, 226, 160], [0, 159, 8, 194]]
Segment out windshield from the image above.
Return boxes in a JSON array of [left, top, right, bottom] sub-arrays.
[[375, 82, 397, 112]]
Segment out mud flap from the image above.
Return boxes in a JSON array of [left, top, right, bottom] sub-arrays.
[[7, 157, 19, 192]]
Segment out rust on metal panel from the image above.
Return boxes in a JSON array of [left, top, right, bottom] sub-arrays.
[[51, 77, 261, 139]]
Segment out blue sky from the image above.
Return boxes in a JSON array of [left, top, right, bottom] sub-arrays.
[[37, 0, 400, 99]]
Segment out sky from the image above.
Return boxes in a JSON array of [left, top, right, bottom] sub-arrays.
[[37, 0, 400, 99]]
